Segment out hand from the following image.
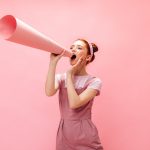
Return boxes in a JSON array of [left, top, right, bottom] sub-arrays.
[[67, 56, 87, 76], [50, 50, 66, 64]]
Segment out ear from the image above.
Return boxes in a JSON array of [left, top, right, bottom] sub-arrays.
[[86, 55, 92, 62]]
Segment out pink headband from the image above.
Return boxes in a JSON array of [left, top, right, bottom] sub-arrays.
[[89, 43, 93, 57]]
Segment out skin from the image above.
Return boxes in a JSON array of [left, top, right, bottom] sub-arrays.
[[68, 40, 92, 76], [66, 40, 99, 109], [46, 40, 99, 109]]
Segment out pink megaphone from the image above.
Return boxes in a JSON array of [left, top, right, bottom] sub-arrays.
[[0, 15, 76, 59]]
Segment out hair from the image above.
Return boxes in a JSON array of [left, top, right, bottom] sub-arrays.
[[75, 38, 98, 65]]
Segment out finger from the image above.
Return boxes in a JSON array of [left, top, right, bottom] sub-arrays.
[[74, 60, 81, 67], [60, 50, 66, 57], [80, 56, 85, 59], [73, 58, 82, 67], [82, 57, 86, 63], [79, 56, 85, 63], [61, 49, 66, 55], [78, 58, 83, 64], [53, 53, 59, 56], [80, 58, 86, 66]]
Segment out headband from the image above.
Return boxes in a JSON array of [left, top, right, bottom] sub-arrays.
[[89, 43, 93, 57]]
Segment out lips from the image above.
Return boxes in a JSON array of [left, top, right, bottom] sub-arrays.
[[71, 54, 76, 60]]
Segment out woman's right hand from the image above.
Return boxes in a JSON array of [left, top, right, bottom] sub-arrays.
[[50, 49, 66, 64]]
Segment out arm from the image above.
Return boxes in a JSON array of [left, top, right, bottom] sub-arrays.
[[45, 50, 66, 96], [45, 61, 59, 96], [66, 73, 98, 109]]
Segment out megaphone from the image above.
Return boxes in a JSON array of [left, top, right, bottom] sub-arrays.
[[0, 15, 76, 59]]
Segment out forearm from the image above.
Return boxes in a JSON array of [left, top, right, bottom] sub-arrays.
[[45, 62, 57, 95], [66, 73, 80, 108]]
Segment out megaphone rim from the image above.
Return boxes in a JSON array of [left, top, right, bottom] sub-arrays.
[[0, 15, 17, 39]]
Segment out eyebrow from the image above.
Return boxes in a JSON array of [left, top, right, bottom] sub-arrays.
[[70, 44, 83, 47]]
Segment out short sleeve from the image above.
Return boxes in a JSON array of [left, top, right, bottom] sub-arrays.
[[87, 78, 102, 96], [55, 73, 62, 88]]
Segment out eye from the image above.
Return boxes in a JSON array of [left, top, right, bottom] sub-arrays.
[[78, 47, 82, 49], [70, 45, 74, 49]]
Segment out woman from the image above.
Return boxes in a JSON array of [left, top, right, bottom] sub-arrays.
[[45, 39, 104, 150]]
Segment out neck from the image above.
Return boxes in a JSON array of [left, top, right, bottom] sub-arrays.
[[74, 67, 88, 76]]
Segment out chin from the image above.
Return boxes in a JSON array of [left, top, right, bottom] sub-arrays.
[[70, 60, 76, 66]]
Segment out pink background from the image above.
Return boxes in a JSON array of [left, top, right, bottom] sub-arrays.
[[0, 0, 150, 150]]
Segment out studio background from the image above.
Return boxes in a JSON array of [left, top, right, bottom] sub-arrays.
[[0, 0, 150, 150]]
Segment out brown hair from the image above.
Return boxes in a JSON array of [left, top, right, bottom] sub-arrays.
[[76, 38, 98, 65]]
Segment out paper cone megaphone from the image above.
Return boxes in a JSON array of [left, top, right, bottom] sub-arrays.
[[0, 15, 74, 58]]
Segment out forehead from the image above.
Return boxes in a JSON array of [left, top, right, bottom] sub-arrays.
[[72, 40, 86, 47]]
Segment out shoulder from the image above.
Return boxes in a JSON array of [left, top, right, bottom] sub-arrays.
[[87, 74, 102, 83], [88, 76, 102, 86], [55, 72, 65, 82], [56, 72, 68, 80], [86, 76, 103, 96], [93, 77, 102, 84]]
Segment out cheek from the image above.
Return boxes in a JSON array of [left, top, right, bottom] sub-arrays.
[[78, 52, 86, 57]]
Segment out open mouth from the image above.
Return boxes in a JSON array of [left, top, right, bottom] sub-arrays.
[[71, 54, 76, 60]]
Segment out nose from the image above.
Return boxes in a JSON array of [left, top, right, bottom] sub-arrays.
[[71, 48, 76, 53]]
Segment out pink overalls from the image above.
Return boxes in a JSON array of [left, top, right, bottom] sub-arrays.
[[56, 72, 104, 150]]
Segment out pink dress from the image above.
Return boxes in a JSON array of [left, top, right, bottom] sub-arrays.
[[55, 72, 104, 150]]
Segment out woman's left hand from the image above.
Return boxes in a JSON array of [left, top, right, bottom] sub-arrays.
[[67, 56, 87, 76]]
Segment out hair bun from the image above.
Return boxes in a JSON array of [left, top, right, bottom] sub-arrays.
[[91, 43, 98, 53]]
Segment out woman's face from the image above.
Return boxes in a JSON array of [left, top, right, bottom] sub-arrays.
[[69, 40, 88, 65]]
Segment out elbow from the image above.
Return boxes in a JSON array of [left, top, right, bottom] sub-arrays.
[[69, 104, 74, 109], [69, 103, 78, 109], [70, 105, 76, 109], [69, 98, 81, 109], [45, 93, 55, 97], [70, 107, 76, 109], [45, 92, 52, 97], [45, 93, 51, 97], [70, 105, 79, 109], [45, 89, 55, 97]]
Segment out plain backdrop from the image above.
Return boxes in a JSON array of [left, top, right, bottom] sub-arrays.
[[0, 0, 150, 150]]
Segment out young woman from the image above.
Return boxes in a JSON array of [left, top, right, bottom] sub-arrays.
[[45, 39, 104, 150]]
